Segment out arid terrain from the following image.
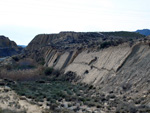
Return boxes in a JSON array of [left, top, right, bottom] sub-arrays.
[[0, 31, 150, 113]]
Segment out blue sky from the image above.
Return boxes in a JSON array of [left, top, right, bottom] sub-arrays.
[[0, 0, 150, 45]]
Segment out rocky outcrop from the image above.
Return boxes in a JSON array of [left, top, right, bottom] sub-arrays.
[[27, 32, 149, 91], [65, 43, 150, 92], [0, 35, 22, 57], [65, 43, 131, 84]]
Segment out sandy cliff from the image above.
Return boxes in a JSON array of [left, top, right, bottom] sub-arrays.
[[65, 43, 150, 94], [26, 32, 150, 94], [43, 42, 150, 95]]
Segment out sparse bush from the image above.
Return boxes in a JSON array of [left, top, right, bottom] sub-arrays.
[[38, 58, 45, 65], [122, 83, 132, 91], [129, 39, 134, 47], [12, 56, 19, 62], [89, 85, 94, 89], [96, 104, 102, 108], [84, 70, 89, 74], [68, 103, 72, 107], [100, 41, 112, 49], [94, 98, 99, 102], [103, 31, 144, 38], [50, 103, 58, 110], [62, 71, 77, 82], [84, 101, 95, 107], [52, 69, 61, 77], [116, 102, 138, 113], [107, 94, 116, 99]]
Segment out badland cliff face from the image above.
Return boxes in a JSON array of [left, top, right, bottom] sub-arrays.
[[26, 32, 150, 99], [0, 35, 22, 57]]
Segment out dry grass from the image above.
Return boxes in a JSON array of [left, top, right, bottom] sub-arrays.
[[18, 58, 36, 66], [0, 66, 44, 81]]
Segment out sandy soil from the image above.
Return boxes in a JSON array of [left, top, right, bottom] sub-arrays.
[[0, 85, 44, 113]]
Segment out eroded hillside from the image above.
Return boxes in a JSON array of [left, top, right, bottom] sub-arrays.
[[26, 32, 150, 109], [1, 31, 149, 112]]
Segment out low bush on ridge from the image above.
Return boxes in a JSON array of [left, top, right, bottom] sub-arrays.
[[44, 67, 54, 76]]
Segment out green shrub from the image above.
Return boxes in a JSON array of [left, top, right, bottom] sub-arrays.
[[100, 41, 112, 49], [89, 85, 94, 89], [38, 58, 45, 65], [44, 67, 54, 75], [52, 69, 61, 77], [12, 56, 19, 62]]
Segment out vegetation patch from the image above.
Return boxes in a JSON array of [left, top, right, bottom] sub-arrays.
[[6, 76, 104, 112]]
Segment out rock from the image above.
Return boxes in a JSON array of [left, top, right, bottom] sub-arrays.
[[4, 86, 11, 92], [63, 102, 68, 108], [69, 106, 77, 110], [147, 102, 150, 108]]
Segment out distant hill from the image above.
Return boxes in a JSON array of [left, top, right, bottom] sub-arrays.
[[135, 29, 150, 36], [18, 45, 27, 48], [0, 35, 23, 57]]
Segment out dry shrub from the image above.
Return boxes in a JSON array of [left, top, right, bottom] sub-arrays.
[[0, 66, 44, 81], [18, 58, 35, 66]]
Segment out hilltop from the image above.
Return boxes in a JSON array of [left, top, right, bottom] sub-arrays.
[[26, 31, 144, 51]]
